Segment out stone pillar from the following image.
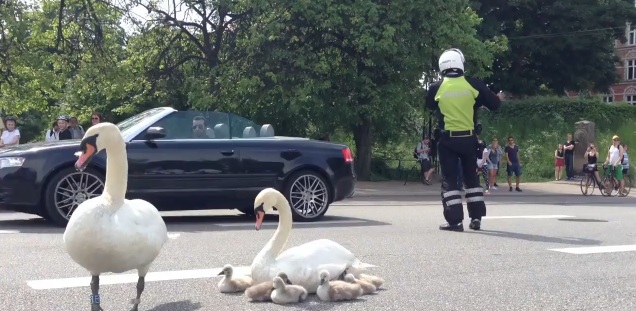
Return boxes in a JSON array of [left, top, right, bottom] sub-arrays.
[[573, 121, 595, 175]]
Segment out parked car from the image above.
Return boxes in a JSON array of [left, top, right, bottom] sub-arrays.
[[0, 107, 356, 226]]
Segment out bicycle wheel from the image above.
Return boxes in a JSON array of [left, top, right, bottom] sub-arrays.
[[579, 174, 594, 196], [600, 175, 614, 197], [611, 177, 621, 197], [621, 175, 632, 196]]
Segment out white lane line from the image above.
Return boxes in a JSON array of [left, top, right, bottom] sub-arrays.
[[167, 232, 181, 239], [27, 266, 251, 290], [0, 229, 19, 234], [27, 263, 378, 290], [216, 220, 367, 227], [548, 245, 636, 255], [484, 215, 575, 219]]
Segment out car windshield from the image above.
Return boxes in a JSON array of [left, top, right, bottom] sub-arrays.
[[130, 110, 265, 140], [116, 108, 168, 136]]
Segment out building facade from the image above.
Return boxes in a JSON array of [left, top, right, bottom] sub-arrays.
[[565, 23, 636, 104], [602, 24, 636, 104]]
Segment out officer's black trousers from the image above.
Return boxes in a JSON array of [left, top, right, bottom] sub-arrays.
[[437, 134, 486, 224]]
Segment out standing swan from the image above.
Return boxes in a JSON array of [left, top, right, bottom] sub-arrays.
[[251, 188, 372, 294], [63, 123, 169, 311]]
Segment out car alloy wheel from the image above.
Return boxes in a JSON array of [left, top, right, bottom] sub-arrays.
[[289, 173, 329, 219], [54, 171, 104, 220]]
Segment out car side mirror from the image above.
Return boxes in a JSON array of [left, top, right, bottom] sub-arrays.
[[145, 127, 166, 140]]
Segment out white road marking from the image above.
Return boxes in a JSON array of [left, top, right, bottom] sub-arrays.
[[216, 220, 367, 227], [167, 232, 181, 239], [27, 263, 377, 290], [0, 229, 19, 234], [548, 245, 636, 255], [484, 215, 575, 219]]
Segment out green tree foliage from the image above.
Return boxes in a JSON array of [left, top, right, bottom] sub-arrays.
[[224, 0, 505, 179], [473, 0, 636, 96]]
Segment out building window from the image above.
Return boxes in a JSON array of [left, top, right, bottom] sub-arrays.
[[630, 24, 636, 45], [627, 59, 636, 80], [602, 95, 614, 103], [625, 95, 636, 105]]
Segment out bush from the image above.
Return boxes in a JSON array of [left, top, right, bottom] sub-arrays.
[[479, 96, 636, 181]]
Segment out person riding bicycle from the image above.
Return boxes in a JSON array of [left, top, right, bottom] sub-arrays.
[[604, 135, 625, 195], [621, 143, 629, 176], [584, 143, 603, 189]]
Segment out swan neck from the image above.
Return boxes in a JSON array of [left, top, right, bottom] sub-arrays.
[[103, 141, 127, 206], [256, 194, 293, 262]]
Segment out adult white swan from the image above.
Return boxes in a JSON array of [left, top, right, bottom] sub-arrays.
[[250, 188, 371, 294], [63, 123, 168, 311]]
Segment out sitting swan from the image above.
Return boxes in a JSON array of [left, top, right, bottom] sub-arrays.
[[250, 188, 372, 294], [271, 276, 308, 304], [344, 273, 377, 294], [317, 270, 363, 302], [63, 123, 169, 311], [245, 272, 292, 302], [217, 264, 253, 293]]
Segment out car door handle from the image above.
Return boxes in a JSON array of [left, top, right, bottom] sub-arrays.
[[221, 150, 235, 156]]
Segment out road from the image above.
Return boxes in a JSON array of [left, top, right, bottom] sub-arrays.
[[1, 193, 636, 310]]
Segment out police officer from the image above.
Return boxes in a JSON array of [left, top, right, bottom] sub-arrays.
[[425, 48, 502, 232]]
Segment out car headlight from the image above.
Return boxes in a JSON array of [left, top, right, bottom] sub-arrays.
[[0, 157, 25, 169]]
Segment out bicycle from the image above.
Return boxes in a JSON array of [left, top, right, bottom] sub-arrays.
[[600, 164, 633, 197], [580, 164, 602, 196]]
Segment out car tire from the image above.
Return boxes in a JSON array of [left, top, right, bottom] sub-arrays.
[[283, 170, 331, 222], [43, 166, 105, 227]]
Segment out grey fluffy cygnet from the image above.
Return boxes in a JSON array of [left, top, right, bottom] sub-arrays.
[[217, 264, 253, 293], [317, 270, 363, 302], [270, 276, 308, 304], [245, 272, 292, 302], [358, 273, 384, 289], [344, 273, 377, 294]]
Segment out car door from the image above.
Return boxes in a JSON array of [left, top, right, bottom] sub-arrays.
[[124, 111, 242, 210]]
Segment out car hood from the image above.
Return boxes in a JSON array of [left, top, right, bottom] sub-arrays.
[[0, 140, 81, 156]]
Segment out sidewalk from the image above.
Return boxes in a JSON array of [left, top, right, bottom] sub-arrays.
[[354, 180, 586, 197]]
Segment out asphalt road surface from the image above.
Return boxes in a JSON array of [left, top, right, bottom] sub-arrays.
[[2, 193, 636, 311]]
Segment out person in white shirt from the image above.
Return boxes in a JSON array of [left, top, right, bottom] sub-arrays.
[[45, 121, 60, 142], [0, 117, 20, 147], [415, 137, 435, 184], [476, 140, 490, 193], [604, 135, 625, 195]]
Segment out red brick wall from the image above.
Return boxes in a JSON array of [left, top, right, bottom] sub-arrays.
[[566, 32, 636, 102]]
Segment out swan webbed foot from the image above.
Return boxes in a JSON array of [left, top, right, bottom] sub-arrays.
[[129, 276, 145, 311], [90, 275, 103, 311]]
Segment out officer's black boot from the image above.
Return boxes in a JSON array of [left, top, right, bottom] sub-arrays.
[[440, 189, 465, 232], [439, 222, 464, 231], [469, 219, 481, 230]]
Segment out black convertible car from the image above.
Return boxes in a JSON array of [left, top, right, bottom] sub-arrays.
[[0, 107, 356, 226]]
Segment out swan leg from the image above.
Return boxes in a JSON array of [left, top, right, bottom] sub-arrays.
[[129, 276, 145, 311], [90, 275, 103, 311]]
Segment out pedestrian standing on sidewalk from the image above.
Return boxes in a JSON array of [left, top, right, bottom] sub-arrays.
[[425, 48, 501, 232], [564, 133, 576, 180]]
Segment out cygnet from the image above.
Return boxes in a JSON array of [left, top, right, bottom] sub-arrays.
[[344, 273, 377, 294], [317, 270, 363, 302], [217, 264, 253, 293], [270, 276, 308, 304], [245, 272, 292, 302], [359, 273, 385, 289]]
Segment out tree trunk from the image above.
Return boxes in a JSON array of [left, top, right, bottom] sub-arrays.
[[353, 118, 373, 181]]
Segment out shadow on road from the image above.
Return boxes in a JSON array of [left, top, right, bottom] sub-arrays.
[[467, 230, 602, 246], [148, 300, 202, 311], [0, 214, 391, 234]]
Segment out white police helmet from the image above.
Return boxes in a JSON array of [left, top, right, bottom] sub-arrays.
[[438, 48, 465, 73]]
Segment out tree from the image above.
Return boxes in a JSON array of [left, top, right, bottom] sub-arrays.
[[225, 0, 505, 179], [472, 0, 636, 96]]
